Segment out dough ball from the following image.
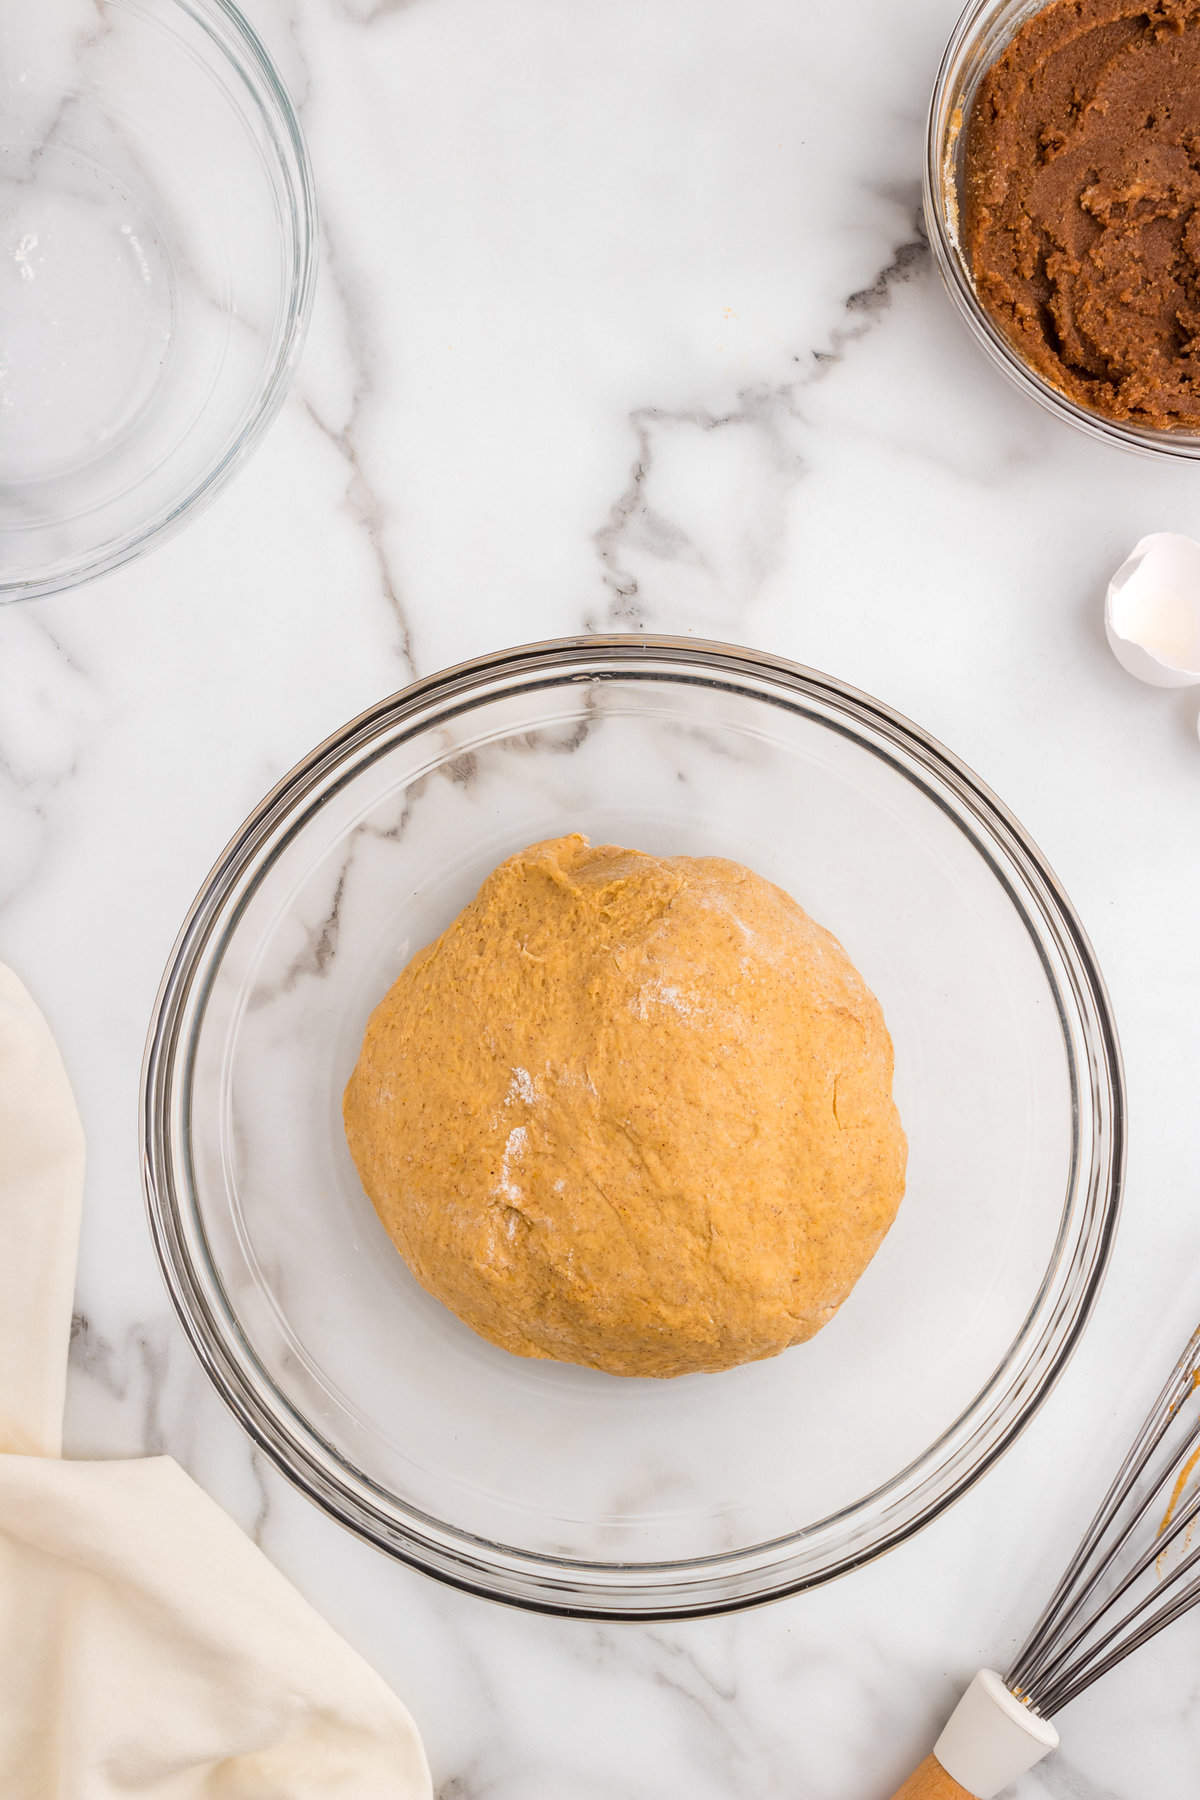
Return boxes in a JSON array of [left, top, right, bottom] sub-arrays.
[[343, 835, 906, 1378]]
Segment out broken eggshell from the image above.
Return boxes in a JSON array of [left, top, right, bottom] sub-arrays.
[[1105, 533, 1200, 688]]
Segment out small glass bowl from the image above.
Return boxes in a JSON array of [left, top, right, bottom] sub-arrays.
[[0, 0, 316, 601], [142, 637, 1125, 1617], [925, 0, 1200, 460]]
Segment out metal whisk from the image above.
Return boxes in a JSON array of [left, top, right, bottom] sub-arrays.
[[889, 1323, 1200, 1800]]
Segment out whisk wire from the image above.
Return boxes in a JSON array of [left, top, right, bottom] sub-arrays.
[[1008, 1352, 1186, 1692], [1006, 1324, 1200, 1714], [1044, 1563, 1200, 1713], [1015, 1418, 1200, 1700], [1034, 1500, 1200, 1713]]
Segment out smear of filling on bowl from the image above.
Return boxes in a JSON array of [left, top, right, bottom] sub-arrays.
[[343, 835, 906, 1379], [963, 0, 1200, 429]]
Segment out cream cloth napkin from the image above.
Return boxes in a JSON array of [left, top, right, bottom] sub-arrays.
[[0, 964, 432, 1799]]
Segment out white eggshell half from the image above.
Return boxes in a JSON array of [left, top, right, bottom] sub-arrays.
[[1105, 533, 1200, 688]]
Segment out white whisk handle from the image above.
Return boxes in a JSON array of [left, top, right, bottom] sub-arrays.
[[933, 1669, 1059, 1797]]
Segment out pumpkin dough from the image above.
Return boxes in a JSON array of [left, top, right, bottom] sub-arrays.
[[343, 836, 906, 1379], [963, 0, 1200, 429]]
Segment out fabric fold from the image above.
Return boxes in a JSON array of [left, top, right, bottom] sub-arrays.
[[0, 965, 85, 1459], [0, 964, 431, 1799]]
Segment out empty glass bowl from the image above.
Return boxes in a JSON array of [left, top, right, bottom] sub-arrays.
[[142, 638, 1124, 1616], [0, 0, 316, 600], [926, 0, 1200, 460]]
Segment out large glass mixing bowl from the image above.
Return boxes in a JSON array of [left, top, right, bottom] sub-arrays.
[[0, 0, 315, 599], [142, 638, 1124, 1616]]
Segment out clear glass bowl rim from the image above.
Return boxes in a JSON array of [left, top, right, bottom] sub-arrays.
[[924, 0, 1200, 462], [1, 0, 318, 603], [141, 635, 1126, 1618]]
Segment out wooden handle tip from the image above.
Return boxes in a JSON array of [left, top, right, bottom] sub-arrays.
[[888, 1752, 977, 1800]]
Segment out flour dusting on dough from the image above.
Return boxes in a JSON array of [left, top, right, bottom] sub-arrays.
[[632, 977, 698, 1022], [508, 1066, 537, 1105], [496, 1124, 528, 1201]]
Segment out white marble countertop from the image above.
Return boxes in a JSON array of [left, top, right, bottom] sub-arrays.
[[5, 0, 1200, 1793]]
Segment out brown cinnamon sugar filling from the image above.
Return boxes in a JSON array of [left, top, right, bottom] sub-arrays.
[[963, 0, 1200, 429]]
